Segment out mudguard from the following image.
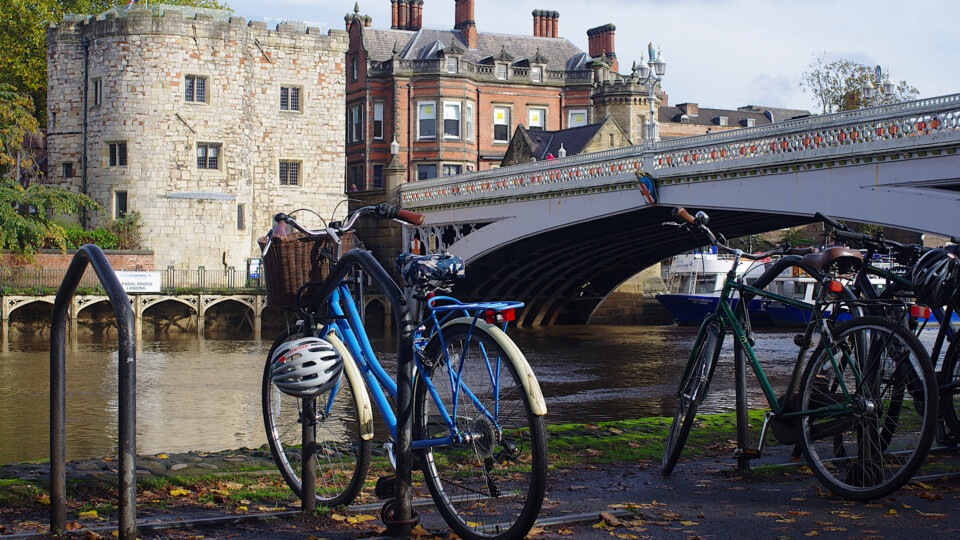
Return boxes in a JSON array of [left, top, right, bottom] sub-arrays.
[[440, 317, 547, 416], [326, 331, 375, 440]]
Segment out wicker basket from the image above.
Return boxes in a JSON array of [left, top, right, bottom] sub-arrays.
[[258, 230, 356, 308]]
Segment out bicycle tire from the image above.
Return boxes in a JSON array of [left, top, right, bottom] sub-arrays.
[[262, 325, 372, 506], [414, 320, 547, 540], [662, 320, 722, 477], [799, 316, 936, 500], [938, 336, 960, 438]]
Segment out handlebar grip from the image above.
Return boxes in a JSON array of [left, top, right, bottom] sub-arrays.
[[815, 212, 847, 231], [396, 209, 425, 226], [788, 247, 819, 256], [672, 207, 695, 224], [834, 229, 868, 242]]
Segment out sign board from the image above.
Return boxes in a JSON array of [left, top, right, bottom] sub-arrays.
[[248, 258, 261, 279], [115, 271, 161, 293]]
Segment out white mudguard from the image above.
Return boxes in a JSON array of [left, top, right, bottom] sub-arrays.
[[326, 331, 375, 440], [440, 317, 547, 416]]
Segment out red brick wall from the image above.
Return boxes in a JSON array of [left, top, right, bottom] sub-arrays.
[[1, 251, 155, 271]]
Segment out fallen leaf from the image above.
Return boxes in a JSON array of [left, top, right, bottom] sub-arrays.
[[224, 482, 244, 491], [37, 494, 50, 505], [917, 511, 946, 518], [330, 514, 347, 522], [804, 531, 819, 537], [600, 511, 621, 527], [65, 522, 82, 531], [680, 520, 699, 526], [156, 454, 168, 459], [78, 510, 98, 520], [169, 489, 191, 496]]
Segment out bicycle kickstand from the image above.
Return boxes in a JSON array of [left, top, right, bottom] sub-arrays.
[[732, 411, 775, 470]]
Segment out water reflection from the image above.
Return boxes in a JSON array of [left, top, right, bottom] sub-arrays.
[[1, 325, 936, 465]]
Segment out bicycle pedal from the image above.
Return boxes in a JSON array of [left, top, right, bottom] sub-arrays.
[[375, 475, 396, 500], [733, 448, 762, 460]]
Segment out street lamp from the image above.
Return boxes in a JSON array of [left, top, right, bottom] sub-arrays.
[[862, 65, 895, 107], [634, 43, 666, 148]]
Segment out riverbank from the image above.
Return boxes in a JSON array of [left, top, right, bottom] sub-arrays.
[[4, 412, 960, 538]]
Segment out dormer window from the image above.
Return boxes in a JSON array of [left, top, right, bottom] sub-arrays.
[[496, 64, 508, 80], [531, 66, 543, 82], [744, 118, 756, 127], [717, 116, 728, 126], [446, 57, 459, 74]]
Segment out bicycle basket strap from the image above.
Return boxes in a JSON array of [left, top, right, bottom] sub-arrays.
[[395, 253, 465, 286]]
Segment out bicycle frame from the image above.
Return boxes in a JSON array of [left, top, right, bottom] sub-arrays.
[[322, 281, 522, 451]]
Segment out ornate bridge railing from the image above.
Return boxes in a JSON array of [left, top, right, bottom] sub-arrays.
[[399, 93, 960, 211]]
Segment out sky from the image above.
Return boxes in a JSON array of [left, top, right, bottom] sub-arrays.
[[221, 0, 960, 113]]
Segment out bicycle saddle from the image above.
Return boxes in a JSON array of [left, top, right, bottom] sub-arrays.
[[395, 252, 465, 286], [801, 246, 863, 274]]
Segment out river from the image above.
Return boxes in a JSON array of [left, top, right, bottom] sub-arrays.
[[0, 324, 935, 465]]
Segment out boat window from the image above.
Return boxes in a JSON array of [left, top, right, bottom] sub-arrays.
[[694, 276, 717, 294]]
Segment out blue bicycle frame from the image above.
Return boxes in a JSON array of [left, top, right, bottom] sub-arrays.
[[322, 282, 525, 451]]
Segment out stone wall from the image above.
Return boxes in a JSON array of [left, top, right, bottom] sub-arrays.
[[47, 6, 349, 271], [588, 264, 672, 325]]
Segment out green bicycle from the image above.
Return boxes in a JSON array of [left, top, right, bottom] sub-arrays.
[[661, 208, 937, 500]]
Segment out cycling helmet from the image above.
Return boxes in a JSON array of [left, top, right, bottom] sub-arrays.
[[270, 337, 343, 397], [912, 248, 960, 307]]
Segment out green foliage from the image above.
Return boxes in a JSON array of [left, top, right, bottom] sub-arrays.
[[0, 0, 231, 127], [801, 53, 919, 114], [107, 210, 142, 250], [0, 177, 101, 256], [58, 221, 120, 249], [0, 83, 40, 178]]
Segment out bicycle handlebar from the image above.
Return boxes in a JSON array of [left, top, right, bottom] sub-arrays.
[[667, 207, 820, 262], [262, 203, 424, 256]]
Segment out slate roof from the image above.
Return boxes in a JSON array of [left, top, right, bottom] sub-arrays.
[[520, 122, 607, 160], [659, 104, 813, 127], [361, 27, 586, 72]]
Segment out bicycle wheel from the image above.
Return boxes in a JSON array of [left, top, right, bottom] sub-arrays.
[[662, 320, 722, 477], [937, 336, 960, 439], [414, 320, 547, 540], [262, 325, 372, 506], [799, 316, 936, 500]]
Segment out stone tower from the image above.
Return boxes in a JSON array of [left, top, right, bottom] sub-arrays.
[[47, 5, 349, 270]]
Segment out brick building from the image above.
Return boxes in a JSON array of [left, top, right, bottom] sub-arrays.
[[46, 4, 348, 271], [343, 0, 658, 191]]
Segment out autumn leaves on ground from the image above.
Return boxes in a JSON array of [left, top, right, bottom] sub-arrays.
[[3, 411, 960, 539]]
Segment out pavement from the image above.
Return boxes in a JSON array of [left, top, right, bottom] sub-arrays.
[[4, 443, 960, 539]]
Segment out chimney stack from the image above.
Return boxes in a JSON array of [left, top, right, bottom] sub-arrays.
[[391, 0, 399, 28], [455, 0, 477, 49], [410, 0, 422, 30], [587, 24, 617, 71], [534, 10, 559, 38]]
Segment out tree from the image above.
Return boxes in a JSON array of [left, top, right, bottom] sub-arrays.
[[0, 84, 39, 181], [0, 177, 102, 257], [800, 53, 919, 114], [0, 0, 230, 127]]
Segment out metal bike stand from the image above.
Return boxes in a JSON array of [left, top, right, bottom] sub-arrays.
[[50, 245, 138, 540], [301, 398, 317, 514], [308, 250, 416, 536]]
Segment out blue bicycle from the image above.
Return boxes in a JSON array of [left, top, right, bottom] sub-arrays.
[[259, 204, 547, 540]]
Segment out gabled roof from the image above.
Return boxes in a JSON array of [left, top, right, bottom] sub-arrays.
[[360, 27, 586, 72], [520, 121, 608, 160]]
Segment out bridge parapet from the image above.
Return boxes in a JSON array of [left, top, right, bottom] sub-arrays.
[[399, 93, 960, 211], [654, 92, 960, 176]]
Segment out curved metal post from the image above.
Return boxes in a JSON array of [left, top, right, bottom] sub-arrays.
[[50, 244, 137, 539], [306, 249, 414, 535]]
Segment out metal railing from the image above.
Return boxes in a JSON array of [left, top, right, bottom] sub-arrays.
[[0, 264, 266, 294]]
